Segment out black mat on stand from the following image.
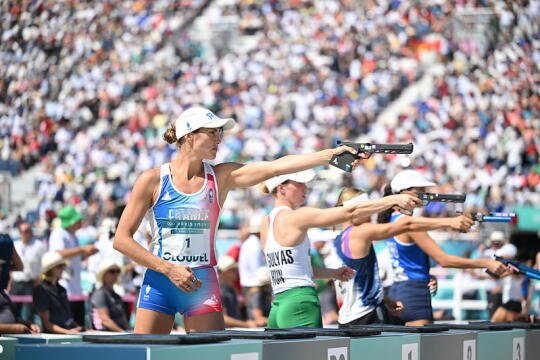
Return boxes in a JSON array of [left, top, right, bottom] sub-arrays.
[[207, 330, 316, 340], [494, 322, 540, 329], [83, 333, 232, 345], [350, 324, 449, 333], [266, 327, 381, 337], [438, 322, 514, 331]]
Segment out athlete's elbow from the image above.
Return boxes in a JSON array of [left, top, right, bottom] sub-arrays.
[[349, 207, 368, 226], [401, 218, 415, 232], [436, 258, 452, 268], [112, 235, 126, 253]]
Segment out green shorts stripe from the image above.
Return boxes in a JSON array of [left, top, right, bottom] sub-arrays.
[[268, 286, 322, 328]]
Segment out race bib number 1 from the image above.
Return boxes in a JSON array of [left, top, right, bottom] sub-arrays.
[[160, 219, 211, 266]]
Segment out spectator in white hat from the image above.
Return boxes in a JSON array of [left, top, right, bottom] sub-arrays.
[[89, 258, 130, 331], [33, 252, 84, 334], [482, 231, 518, 318], [488, 231, 528, 322], [259, 169, 421, 328], [114, 106, 362, 333], [378, 170, 510, 326]]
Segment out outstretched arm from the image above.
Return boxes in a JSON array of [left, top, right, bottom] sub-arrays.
[[359, 215, 473, 242], [409, 231, 508, 276], [216, 146, 356, 190], [272, 194, 420, 248], [288, 194, 420, 232]]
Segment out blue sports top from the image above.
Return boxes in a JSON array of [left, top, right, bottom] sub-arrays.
[[333, 226, 383, 323], [145, 162, 221, 268], [386, 213, 430, 282]]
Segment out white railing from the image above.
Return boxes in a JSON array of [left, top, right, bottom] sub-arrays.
[[432, 270, 540, 321], [432, 271, 489, 321]]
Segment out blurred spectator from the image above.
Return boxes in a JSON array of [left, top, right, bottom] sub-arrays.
[[0, 233, 23, 290], [33, 252, 83, 334], [1, 0, 536, 239], [90, 258, 130, 331], [238, 214, 266, 292], [491, 273, 527, 323], [11, 221, 47, 322], [244, 266, 272, 327], [48, 206, 98, 326], [0, 259, 40, 334], [310, 239, 340, 325], [217, 255, 255, 328], [482, 231, 518, 318]]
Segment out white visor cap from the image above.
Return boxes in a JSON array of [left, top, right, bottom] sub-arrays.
[[390, 169, 436, 193], [174, 107, 236, 140], [264, 169, 316, 193]]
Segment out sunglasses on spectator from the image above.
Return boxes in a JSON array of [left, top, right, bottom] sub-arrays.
[[108, 268, 121, 274]]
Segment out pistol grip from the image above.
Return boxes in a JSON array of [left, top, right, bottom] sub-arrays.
[[330, 153, 357, 172]]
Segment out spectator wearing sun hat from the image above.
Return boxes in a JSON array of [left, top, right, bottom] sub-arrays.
[[48, 206, 98, 326], [33, 252, 83, 334], [89, 258, 130, 331], [482, 231, 518, 318]]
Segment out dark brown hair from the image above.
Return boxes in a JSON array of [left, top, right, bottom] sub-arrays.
[[377, 183, 394, 224]]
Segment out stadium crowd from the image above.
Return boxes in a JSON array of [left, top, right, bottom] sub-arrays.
[[0, 0, 538, 332]]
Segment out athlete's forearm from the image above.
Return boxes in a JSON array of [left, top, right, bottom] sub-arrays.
[[229, 150, 334, 189], [349, 197, 395, 224], [313, 267, 341, 280], [269, 149, 334, 174], [406, 217, 453, 232], [113, 236, 169, 274], [437, 254, 490, 269]]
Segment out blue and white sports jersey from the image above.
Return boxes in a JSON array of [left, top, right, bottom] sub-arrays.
[[333, 226, 384, 324], [386, 213, 430, 282], [145, 162, 221, 268]]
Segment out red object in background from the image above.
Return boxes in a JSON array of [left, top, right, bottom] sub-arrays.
[[511, 214, 519, 226], [225, 243, 242, 292], [226, 243, 241, 262]]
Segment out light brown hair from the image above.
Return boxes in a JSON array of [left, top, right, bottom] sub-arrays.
[[335, 187, 364, 207]]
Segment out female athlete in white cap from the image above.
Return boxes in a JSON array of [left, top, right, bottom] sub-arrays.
[[260, 170, 422, 328], [379, 170, 510, 326], [114, 107, 363, 334]]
